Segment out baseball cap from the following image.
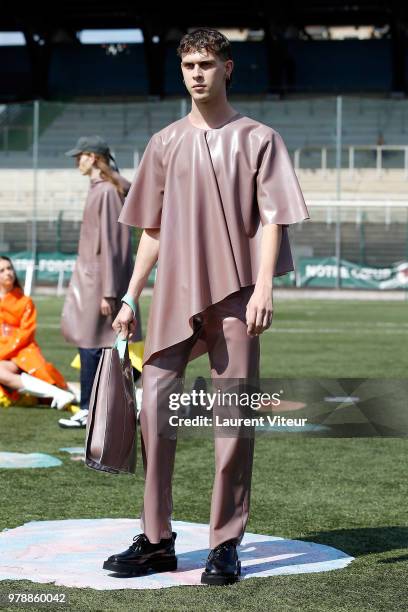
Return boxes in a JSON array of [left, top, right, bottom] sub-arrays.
[[65, 135, 118, 170], [65, 135, 112, 158]]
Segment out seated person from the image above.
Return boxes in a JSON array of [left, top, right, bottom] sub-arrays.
[[0, 256, 74, 409]]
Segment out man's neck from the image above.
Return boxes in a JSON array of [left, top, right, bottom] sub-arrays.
[[189, 96, 237, 130]]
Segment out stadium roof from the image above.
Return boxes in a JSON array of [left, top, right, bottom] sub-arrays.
[[2, 1, 407, 101], [0, 2, 403, 33]]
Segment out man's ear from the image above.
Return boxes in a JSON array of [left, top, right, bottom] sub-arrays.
[[226, 59, 234, 79]]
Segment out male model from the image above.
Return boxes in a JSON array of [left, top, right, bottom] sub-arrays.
[[104, 28, 309, 585]]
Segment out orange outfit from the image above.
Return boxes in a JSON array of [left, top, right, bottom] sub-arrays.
[[0, 287, 67, 401]]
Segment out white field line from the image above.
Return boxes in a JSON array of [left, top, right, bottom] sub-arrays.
[[38, 319, 408, 327], [38, 322, 408, 334], [266, 328, 408, 334], [277, 321, 408, 327]]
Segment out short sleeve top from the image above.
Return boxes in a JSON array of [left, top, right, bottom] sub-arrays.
[[119, 113, 310, 366]]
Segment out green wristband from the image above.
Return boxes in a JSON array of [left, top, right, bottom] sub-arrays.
[[121, 293, 137, 317], [113, 335, 127, 360]]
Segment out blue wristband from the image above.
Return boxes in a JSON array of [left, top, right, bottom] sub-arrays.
[[121, 293, 137, 317]]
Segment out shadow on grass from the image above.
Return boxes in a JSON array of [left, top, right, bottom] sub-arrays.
[[300, 527, 408, 560], [378, 554, 408, 564]]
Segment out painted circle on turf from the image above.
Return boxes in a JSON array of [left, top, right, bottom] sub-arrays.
[[0, 519, 354, 589], [0, 452, 62, 469]]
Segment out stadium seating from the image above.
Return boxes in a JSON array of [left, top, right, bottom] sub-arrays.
[[2, 97, 408, 169], [1, 97, 407, 265]]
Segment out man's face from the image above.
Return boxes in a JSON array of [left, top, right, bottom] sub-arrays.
[[181, 49, 233, 102], [0, 259, 15, 291], [76, 152, 95, 175]]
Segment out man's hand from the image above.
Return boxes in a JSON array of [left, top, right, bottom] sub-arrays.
[[246, 285, 273, 337], [112, 303, 137, 340], [100, 297, 116, 316]]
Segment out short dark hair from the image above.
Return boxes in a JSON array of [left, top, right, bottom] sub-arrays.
[[177, 28, 232, 62], [177, 28, 233, 89]]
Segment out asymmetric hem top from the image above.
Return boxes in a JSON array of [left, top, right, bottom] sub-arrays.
[[119, 113, 310, 367]]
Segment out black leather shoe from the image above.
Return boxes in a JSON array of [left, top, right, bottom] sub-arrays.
[[201, 539, 241, 585], [103, 532, 177, 575]]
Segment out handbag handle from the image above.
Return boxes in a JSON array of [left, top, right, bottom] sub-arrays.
[[115, 293, 137, 360], [113, 336, 128, 361]]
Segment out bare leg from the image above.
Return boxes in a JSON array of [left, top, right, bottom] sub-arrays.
[[0, 361, 23, 390]]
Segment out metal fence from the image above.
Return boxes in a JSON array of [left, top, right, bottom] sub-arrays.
[[3, 96, 408, 170], [1, 96, 408, 289]]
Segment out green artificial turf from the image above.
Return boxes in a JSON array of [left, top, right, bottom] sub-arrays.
[[0, 296, 407, 611]]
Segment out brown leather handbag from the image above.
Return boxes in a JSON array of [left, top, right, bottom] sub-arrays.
[[85, 337, 137, 474]]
